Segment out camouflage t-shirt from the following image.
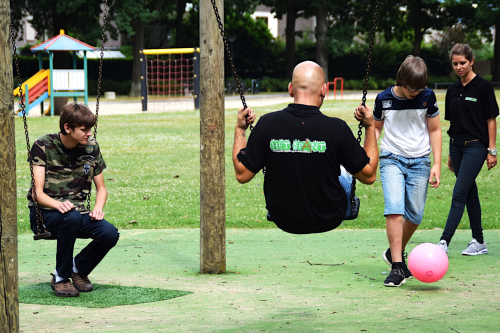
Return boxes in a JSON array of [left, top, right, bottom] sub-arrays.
[[27, 133, 106, 213]]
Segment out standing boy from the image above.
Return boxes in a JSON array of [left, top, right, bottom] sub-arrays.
[[374, 56, 442, 287]]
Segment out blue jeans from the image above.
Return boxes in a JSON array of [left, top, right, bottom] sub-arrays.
[[339, 167, 353, 218], [441, 139, 487, 245], [379, 150, 431, 225], [30, 208, 119, 279]]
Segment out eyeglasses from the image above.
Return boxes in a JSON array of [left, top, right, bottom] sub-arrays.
[[405, 86, 427, 93]]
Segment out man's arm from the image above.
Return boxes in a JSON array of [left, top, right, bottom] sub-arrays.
[[32, 165, 74, 213], [232, 107, 256, 184], [353, 104, 378, 185], [90, 172, 108, 220], [427, 115, 442, 188]]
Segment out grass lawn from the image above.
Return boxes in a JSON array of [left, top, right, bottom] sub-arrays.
[[13, 91, 500, 332], [15, 92, 500, 233]]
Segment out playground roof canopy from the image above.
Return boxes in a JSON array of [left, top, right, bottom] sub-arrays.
[[31, 30, 94, 53]]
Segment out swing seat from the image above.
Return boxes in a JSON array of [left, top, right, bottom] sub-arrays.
[[343, 196, 360, 221], [33, 232, 56, 240]]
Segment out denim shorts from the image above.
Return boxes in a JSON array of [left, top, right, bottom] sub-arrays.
[[379, 150, 431, 225]]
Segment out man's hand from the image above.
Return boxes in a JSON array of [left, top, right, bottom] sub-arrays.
[[354, 103, 374, 128], [90, 209, 105, 221], [237, 107, 255, 130], [56, 200, 74, 214]]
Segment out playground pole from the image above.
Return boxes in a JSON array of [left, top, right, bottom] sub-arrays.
[[0, 0, 20, 330], [199, 0, 226, 274]]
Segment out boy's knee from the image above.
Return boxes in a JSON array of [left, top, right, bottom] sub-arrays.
[[101, 224, 119, 247]]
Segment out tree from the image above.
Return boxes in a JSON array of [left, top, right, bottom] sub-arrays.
[[306, 0, 354, 82], [112, 0, 168, 97], [261, 0, 308, 78], [11, 0, 114, 69]]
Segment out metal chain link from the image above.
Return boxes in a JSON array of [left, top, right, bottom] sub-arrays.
[[209, 0, 252, 131], [11, 22, 47, 235], [86, 0, 109, 211], [350, 0, 379, 207]]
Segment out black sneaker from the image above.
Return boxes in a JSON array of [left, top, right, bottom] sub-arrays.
[[384, 263, 406, 287], [382, 248, 413, 280]]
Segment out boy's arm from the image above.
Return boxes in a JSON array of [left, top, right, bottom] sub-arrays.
[[90, 172, 108, 220], [32, 165, 75, 213], [375, 119, 384, 141], [428, 115, 442, 188]]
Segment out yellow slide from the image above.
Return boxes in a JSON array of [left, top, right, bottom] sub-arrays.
[[14, 69, 51, 115]]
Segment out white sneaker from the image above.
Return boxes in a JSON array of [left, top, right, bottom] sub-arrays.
[[437, 240, 448, 254], [462, 238, 488, 256]]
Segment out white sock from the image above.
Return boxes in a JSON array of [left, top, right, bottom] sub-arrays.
[[54, 270, 64, 283], [72, 258, 79, 274]]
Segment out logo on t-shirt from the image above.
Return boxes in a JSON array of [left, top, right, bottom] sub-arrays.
[[382, 100, 392, 109], [270, 138, 326, 153], [465, 97, 477, 102]]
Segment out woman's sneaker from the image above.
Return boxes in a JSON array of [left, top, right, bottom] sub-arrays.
[[382, 248, 413, 279], [437, 240, 449, 253], [384, 263, 406, 287], [462, 238, 487, 256]]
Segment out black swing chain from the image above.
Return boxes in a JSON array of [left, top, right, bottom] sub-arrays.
[[350, 1, 379, 206], [209, 0, 252, 131], [11, 22, 47, 235], [86, 0, 109, 211]]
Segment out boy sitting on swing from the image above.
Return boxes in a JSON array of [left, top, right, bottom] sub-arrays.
[[28, 103, 119, 297], [232, 61, 378, 234]]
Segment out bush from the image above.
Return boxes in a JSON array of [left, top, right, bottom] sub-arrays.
[[260, 77, 289, 92], [88, 79, 132, 95]]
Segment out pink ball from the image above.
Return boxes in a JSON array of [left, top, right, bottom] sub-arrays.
[[408, 243, 449, 283]]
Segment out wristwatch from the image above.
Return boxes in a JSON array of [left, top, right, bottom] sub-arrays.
[[487, 148, 497, 156]]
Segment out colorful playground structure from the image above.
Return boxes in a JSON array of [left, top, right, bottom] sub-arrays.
[[140, 48, 201, 112], [14, 30, 94, 116]]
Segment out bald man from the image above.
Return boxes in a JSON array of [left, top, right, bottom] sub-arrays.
[[233, 61, 378, 234]]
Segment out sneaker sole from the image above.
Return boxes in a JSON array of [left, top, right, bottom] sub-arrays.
[[382, 251, 392, 267], [462, 249, 488, 256], [384, 279, 406, 287], [55, 290, 79, 297]]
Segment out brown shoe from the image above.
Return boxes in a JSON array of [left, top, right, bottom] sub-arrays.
[[71, 272, 93, 292], [51, 275, 79, 297]]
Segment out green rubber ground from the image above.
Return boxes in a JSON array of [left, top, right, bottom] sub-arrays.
[[19, 228, 500, 332]]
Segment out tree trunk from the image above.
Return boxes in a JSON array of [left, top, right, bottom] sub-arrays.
[[52, 10, 70, 69], [129, 19, 144, 97], [412, 0, 422, 56], [285, 0, 296, 79], [0, 0, 20, 330], [175, 0, 188, 47], [315, 7, 328, 83], [492, 23, 500, 82]]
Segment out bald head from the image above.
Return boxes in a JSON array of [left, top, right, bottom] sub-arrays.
[[289, 61, 326, 107]]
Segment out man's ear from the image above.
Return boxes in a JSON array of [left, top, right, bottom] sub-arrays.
[[320, 83, 327, 98], [63, 123, 71, 134], [288, 82, 294, 97]]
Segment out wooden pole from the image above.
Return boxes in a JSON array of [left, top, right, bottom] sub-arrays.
[[0, 0, 20, 331], [199, 0, 226, 274]]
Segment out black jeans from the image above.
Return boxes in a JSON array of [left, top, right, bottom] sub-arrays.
[[441, 138, 487, 245], [30, 207, 119, 279]]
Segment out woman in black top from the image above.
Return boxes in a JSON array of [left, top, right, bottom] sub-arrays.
[[437, 44, 498, 256]]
